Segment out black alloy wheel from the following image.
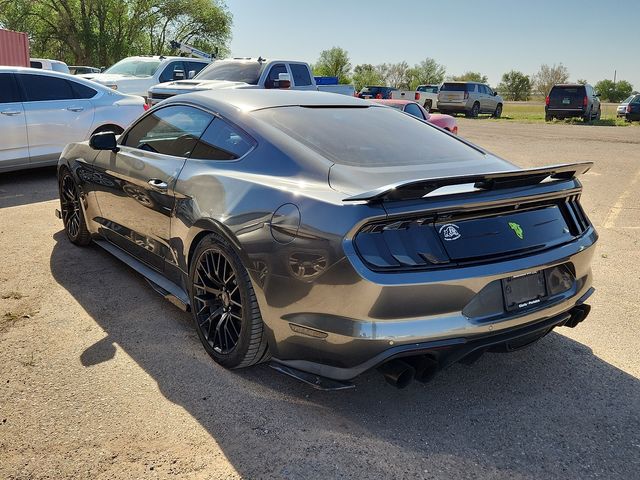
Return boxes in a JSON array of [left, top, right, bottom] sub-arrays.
[[59, 171, 91, 245], [493, 104, 503, 118], [193, 248, 243, 355], [190, 234, 270, 368], [468, 102, 480, 118]]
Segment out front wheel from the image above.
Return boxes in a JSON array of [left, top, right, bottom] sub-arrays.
[[59, 169, 91, 246], [189, 233, 270, 369], [493, 104, 503, 118], [595, 108, 601, 121]]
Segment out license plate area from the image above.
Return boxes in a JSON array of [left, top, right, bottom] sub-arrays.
[[562, 97, 571, 104], [502, 271, 547, 312]]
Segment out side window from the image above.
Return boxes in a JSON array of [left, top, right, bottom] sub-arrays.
[[191, 117, 254, 160], [466, 84, 476, 94], [264, 64, 287, 88], [0, 74, 20, 103], [290, 64, 312, 86], [159, 62, 186, 83], [70, 80, 97, 99], [123, 105, 213, 157], [404, 103, 425, 119], [478, 85, 487, 94], [20, 74, 75, 101], [30, 61, 43, 69], [186, 61, 207, 78]]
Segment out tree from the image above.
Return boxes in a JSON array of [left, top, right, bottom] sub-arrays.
[[313, 47, 351, 84], [385, 61, 410, 89], [533, 63, 569, 95], [352, 64, 383, 91], [594, 79, 634, 102], [451, 71, 488, 83], [577, 79, 588, 85], [0, 0, 232, 67], [406, 58, 446, 90], [497, 70, 532, 101]]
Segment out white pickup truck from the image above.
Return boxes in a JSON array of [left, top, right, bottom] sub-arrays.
[[147, 58, 355, 105], [391, 84, 440, 111], [80, 55, 210, 98]]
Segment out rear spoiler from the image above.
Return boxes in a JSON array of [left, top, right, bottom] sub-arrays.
[[342, 162, 593, 203]]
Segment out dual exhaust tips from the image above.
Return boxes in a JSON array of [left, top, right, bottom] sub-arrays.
[[377, 356, 439, 389]]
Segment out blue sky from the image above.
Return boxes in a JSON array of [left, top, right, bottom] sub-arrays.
[[225, 0, 639, 89]]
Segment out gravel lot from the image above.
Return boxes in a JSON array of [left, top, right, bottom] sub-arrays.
[[1, 120, 639, 479]]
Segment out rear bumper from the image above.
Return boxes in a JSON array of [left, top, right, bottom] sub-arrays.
[[268, 228, 598, 381], [546, 107, 586, 118], [273, 296, 593, 382], [437, 101, 470, 113]]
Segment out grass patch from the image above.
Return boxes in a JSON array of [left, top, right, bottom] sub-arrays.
[[490, 102, 634, 126]]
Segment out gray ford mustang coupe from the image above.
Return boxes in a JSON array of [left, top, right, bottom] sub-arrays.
[[57, 90, 597, 389]]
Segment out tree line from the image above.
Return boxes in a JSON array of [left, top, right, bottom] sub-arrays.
[[313, 47, 636, 102], [0, 0, 232, 68]]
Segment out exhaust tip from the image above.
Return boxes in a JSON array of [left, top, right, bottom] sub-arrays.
[[378, 359, 415, 389], [565, 304, 591, 328], [405, 355, 440, 383]]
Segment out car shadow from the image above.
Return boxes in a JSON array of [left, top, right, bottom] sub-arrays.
[[49, 231, 639, 478], [0, 166, 58, 209]]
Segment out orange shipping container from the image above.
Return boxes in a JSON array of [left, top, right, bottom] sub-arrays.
[[0, 29, 30, 67]]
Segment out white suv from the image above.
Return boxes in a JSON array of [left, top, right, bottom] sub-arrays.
[[80, 56, 210, 98]]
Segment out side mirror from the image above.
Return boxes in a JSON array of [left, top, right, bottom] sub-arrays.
[[493, 91, 498, 96], [173, 70, 185, 81], [595, 93, 601, 97], [272, 72, 291, 89], [89, 131, 119, 152], [188, 70, 196, 79]]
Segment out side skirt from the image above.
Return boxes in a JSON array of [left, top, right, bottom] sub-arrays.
[[94, 239, 190, 311]]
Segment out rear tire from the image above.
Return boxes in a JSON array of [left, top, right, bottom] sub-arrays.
[[189, 233, 270, 369], [583, 108, 592, 123], [466, 102, 480, 118], [59, 169, 91, 246], [545, 114, 553, 122], [493, 103, 503, 118], [424, 100, 432, 111]]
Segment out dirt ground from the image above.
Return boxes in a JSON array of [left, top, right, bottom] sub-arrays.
[[1, 120, 639, 479]]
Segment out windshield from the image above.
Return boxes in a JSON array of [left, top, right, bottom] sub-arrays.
[[254, 106, 483, 167], [195, 60, 264, 84], [104, 58, 161, 77]]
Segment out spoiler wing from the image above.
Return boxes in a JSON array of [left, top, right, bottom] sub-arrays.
[[342, 162, 593, 203]]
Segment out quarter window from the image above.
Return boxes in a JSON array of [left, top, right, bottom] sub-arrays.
[[0, 74, 20, 103], [70, 81, 97, 99], [290, 64, 312, 86], [404, 103, 425, 119], [191, 118, 254, 160], [123, 105, 213, 157], [20, 74, 75, 101]]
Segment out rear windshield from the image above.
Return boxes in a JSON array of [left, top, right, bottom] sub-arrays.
[[417, 85, 438, 93], [550, 86, 585, 98], [254, 106, 484, 167], [195, 61, 264, 84], [441, 83, 472, 92], [622, 95, 636, 104], [104, 58, 161, 77]]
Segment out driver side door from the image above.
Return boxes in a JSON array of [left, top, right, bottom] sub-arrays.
[[90, 105, 213, 271]]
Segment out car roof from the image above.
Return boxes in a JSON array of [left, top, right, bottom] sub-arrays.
[[0, 66, 121, 92], [552, 84, 587, 87], [168, 89, 375, 114]]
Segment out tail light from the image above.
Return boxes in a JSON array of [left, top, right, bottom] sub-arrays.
[[583, 96, 588, 107], [452, 126, 458, 135], [415, 92, 420, 101], [375, 93, 382, 99], [143, 103, 150, 111], [545, 96, 550, 106], [627, 105, 632, 113], [463, 91, 469, 100]]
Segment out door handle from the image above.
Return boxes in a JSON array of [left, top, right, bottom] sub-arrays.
[[67, 106, 84, 112], [148, 179, 168, 191], [1, 110, 21, 116]]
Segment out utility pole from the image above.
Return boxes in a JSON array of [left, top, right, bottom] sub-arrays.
[[613, 69, 616, 88]]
